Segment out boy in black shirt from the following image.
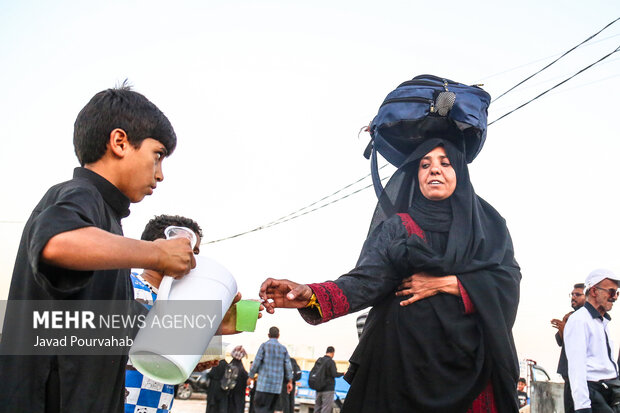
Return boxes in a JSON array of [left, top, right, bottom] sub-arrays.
[[0, 85, 195, 413]]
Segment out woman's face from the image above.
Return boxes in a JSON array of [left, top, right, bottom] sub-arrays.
[[418, 146, 457, 201]]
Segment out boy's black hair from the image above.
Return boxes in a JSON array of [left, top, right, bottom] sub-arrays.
[[74, 82, 177, 166], [268, 326, 280, 338], [141, 214, 203, 241], [518, 378, 526, 384], [326, 346, 335, 354]]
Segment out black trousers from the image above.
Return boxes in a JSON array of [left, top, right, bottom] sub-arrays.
[[253, 391, 280, 413], [586, 381, 620, 413]]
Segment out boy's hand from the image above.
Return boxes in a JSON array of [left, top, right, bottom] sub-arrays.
[[153, 238, 196, 278], [217, 293, 265, 335]]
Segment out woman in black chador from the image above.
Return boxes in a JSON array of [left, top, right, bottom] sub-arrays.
[[259, 137, 521, 413], [227, 346, 249, 413]]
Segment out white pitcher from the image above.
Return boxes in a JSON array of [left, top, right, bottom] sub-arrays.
[[129, 227, 238, 384]]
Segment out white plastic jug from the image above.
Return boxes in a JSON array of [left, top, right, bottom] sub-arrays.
[[129, 227, 238, 384]]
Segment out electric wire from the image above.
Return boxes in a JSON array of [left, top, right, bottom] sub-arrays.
[[476, 32, 620, 82], [259, 163, 389, 228], [495, 56, 620, 95], [205, 176, 390, 244], [491, 17, 619, 103], [489, 43, 620, 126]]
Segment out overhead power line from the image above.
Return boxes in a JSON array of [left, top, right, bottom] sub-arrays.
[[491, 17, 619, 103], [259, 163, 389, 228], [476, 33, 620, 82], [489, 43, 620, 126], [205, 176, 389, 244]]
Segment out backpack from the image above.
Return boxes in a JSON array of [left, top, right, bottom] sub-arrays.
[[221, 363, 239, 391], [364, 74, 491, 197], [308, 357, 329, 391]]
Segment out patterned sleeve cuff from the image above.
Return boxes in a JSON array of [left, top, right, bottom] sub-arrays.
[[298, 282, 350, 325], [458, 280, 476, 314]]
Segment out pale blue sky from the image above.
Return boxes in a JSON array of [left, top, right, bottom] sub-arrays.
[[1, 0, 619, 373]]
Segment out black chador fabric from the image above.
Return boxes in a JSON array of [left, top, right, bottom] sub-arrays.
[[335, 139, 521, 413], [206, 360, 229, 413], [227, 358, 249, 413]]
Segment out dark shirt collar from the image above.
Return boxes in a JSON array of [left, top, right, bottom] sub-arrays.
[[584, 301, 612, 321], [74, 167, 131, 219]]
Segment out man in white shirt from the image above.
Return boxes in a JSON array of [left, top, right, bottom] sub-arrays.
[[565, 269, 620, 413]]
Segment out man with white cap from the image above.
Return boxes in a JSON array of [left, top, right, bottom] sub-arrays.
[[564, 268, 620, 413]]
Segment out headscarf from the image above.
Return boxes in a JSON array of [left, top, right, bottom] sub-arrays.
[[231, 345, 247, 360]]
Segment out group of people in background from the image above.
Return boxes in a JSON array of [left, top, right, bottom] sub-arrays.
[[201, 330, 342, 413], [551, 269, 620, 413]]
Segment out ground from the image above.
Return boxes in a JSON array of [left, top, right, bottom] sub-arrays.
[[173, 393, 207, 413]]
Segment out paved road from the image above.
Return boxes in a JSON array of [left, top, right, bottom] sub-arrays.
[[173, 393, 207, 413]]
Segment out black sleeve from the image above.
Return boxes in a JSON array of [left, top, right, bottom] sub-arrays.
[[555, 331, 563, 347], [333, 216, 410, 312], [329, 359, 343, 378], [298, 216, 412, 324], [27, 184, 103, 295]]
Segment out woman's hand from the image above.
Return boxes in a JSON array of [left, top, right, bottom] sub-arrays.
[[259, 278, 313, 314], [396, 272, 459, 306]]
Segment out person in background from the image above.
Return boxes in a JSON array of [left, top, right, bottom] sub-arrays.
[[551, 282, 586, 413], [248, 327, 293, 413], [517, 378, 528, 408], [276, 356, 302, 413], [313, 347, 344, 413], [206, 359, 230, 413], [127, 214, 260, 412], [125, 214, 214, 412], [248, 361, 257, 413], [565, 269, 620, 413], [227, 346, 249, 413]]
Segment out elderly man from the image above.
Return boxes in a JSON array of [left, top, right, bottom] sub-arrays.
[[565, 269, 620, 413], [552, 282, 586, 412]]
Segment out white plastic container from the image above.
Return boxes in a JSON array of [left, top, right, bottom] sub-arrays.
[[129, 228, 238, 384]]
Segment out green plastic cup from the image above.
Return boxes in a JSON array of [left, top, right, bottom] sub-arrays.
[[235, 300, 260, 332]]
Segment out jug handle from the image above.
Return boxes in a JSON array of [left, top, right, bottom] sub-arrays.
[[158, 276, 174, 301], [159, 226, 197, 301]]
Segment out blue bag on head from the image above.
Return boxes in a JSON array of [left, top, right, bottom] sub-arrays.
[[364, 74, 491, 197]]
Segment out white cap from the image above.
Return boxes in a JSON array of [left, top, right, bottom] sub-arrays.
[[584, 268, 620, 292]]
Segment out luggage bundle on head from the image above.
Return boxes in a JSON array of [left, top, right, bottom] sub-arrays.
[[364, 74, 491, 197]]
